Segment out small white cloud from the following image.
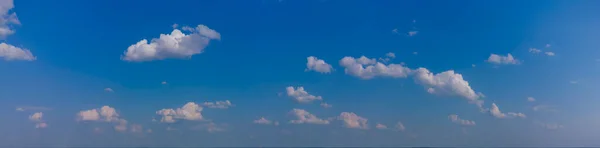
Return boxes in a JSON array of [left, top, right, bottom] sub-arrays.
[[471, 64, 476, 67], [0, 43, 36, 61], [320, 102, 332, 108], [104, 88, 113, 92], [486, 53, 520, 65], [161, 81, 167, 85], [254, 117, 277, 125], [412, 52, 418, 55], [289, 109, 329, 124], [130, 124, 143, 133], [114, 120, 128, 132], [545, 52, 555, 56], [77, 106, 121, 122], [337, 112, 368, 129], [16, 107, 24, 111], [532, 105, 557, 112], [146, 129, 152, 133], [29, 112, 43, 122], [375, 123, 388, 129], [202, 100, 233, 109], [407, 31, 418, 37], [171, 24, 179, 29], [16, 106, 51, 111], [192, 122, 226, 133], [386, 52, 396, 58], [448, 114, 476, 126], [156, 102, 204, 123], [306, 56, 333, 73], [529, 48, 541, 54], [527, 97, 536, 102], [395, 122, 406, 131], [545, 44, 551, 48], [122, 24, 220, 62], [489, 103, 526, 119], [339, 56, 411, 80], [35, 122, 47, 128], [413, 68, 484, 107], [286, 86, 323, 103], [569, 80, 578, 84], [391, 28, 398, 34]]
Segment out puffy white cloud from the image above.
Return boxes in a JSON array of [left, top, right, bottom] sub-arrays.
[[104, 88, 113, 92], [337, 112, 368, 129], [489, 103, 526, 119], [306, 56, 333, 73], [527, 97, 536, 102], [545, 52, 555, 56], [339, 56, 411, 79], [320, 102, 332, 108], [161, 81, 167, 85], [254, 117, 278, 125], [529, 48, 541, 54], [77, 106, 122, 122], [413, 68, 483, 106], [408, 31, 418, 36], [0, 0, 20, 37], [486, 53, 519, 65], [156, 102, 203, 123], [375, 123, 388, 129], [29, 112, 43, 122], [122, 24, 220, 62], [289, 109, 329, 124], [286, 86, 323, 103], [0, 43, 35, 61], [395, 122, 406, 131], [448, 114, 476, 126], [35, 123, 47, 129], [202, 100, 233, 109], [385, 52, 396, 58]]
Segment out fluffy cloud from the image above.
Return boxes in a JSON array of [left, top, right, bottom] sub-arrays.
[[0, 43, 36, 61], [529, 48, 541, 54], [156, 102, 204, 123], [320, 102, 332, 108], [489, 103, 526, 119], [375, 123, 387, 129], [337, 112, 368, 129], [202, 100, 233, 109], [408, 31, 418, 36], [286, 86, 323, 103], [306, 56, 333, 73], [413, 68, 483, 106], [104, 88, 113, 92], [539, 123, 563, 130], [29, 112, 43, 122], [254, 117, 278, 125], [122, 24, 220, 62], [486, 53, 519, 65], [289, 109, 329, 124], [339, 56, 411, 79], [386, 52, 396, 58], [527, 97, 536, 102], [161, 81, 167, 85], [0, 0, 20, 37], [77, 106, 121, 122], [395, 122, 406, 131], [448, 114, 476, 126], [35, 123, 47, 129], [545, 52, 555, 56]]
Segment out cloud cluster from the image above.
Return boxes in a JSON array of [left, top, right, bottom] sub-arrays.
[[203, 100, 233, 109], [0, 1, 36, 61], [339, 56, 411, 79], [156, 102, 204, 123], [337, 112, 368, 129], [286, 86, 323, 103], [486, 53, 519, 65], [529, 46, 556, 56], [448, 114, 476, 126], [77, 106, 127, 131], [289, 109, 329, 124], [122, 24, 220, 62], [29, 112, 47, 128], [306, 56, 333, 73], [489, 103, 526, 119]]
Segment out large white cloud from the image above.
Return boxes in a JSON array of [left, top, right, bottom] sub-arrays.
[[286, 86, 323, 103], [339, 56, 411, 79], [122, 24, 220, 62], [156, 102, 204, 123], [306, 56, 333, 73], [489, 103, 526, 119], [486, 53, 519, 65], [448, 114, 476, 126], [202, 100, 233, 109], [0, 43, 35, 61], [289, 109, 329, 124], [0, 0, 20, 37], [413, 68, 484, 107], [337, 112, 368, 129]]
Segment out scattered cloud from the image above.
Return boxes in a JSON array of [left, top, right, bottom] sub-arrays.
[[545, 44, 551, 48], [339, 56, 411, 79], [375, 123, 388, 129], [486, 53, 520, 65], [192, 122, 226, 133], [413, 68, 484, 107], [289, 109, 329, 125], [130, 124, 143, 133], [527, 97, 536, 102], [254, 117, 278, 125], [29, 112, 43, 122], [122, 24, 220, 62], [538, 122, 563, 130], [320, 102, 332, 108], [391, 28, 398, 34], [286, 86, 323, 103], [77, 106, 128, 131], [0, 0, 21, 37], [412, 52, 418, 55], [161, 81, 167, 85], [16, 106, 51, 112], [489, 103, 526, 119], [395, 122, 406, 131], [156, 102, 204, 123], [569, 80, 578, 84], [104, 88, 114, 92], [529, 48, 541, 54], [471, 64, 476, 67], [545, 52, 555, 56], [306, 56, 333, 73], [448, 114, 476, 126], [407, 31, 418, 37], [337, 112, 368, 129], [35, 123, 48, 129], [171, 24, 178, 29], [202, 100, 233, 109], [386, 52, 396, 58], [0, 43, 36, 61], [533, 105, 558, 112]]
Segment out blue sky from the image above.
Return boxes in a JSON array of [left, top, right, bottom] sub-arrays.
[[1, 0, 600, 147]]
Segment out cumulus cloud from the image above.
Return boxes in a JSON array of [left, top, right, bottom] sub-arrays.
[[254, 117, 278, 125], [122, 24, 220, 62], [156, 102, 203, 123], [339, 56, 411, 79], [486, 53, 519, 65], [545, 52, 555, 56], [130, 124, 143, 133], [0, 43, 35, 61], [0, 0, 20, 37], [413, 68, 484, 106], [320, 102, 332, 108], [489, 103, 526, 119], [386, 52, 396, 58], [395, 122, 406, 131], [289, 109, 329, 124], [337, 112, 368, 129], [77, 106, 121, 122], [375, 123, 388, 129], [527, 97, 536, 102], [306, 56, 333, 73], [29, 112, 43, 122], [448, 114, 476, 126], [529, 48, 541, 54], [202, 100, 233, 109], [286, 86, 323, 103]]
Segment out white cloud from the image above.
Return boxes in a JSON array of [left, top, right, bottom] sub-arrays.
[[448, 114, 476, 126], [339, 56, 411, 79], [337, 112, 368, 129], [472, 64, 476, 67], [408, 31, 418, 36], [254, 117, 277, 125], [104, 88, 113, 92], [545, 44, 551, 48], [192, 122, 226, 133], [320, 102, 332, 108], [29, 112, 43, 122], [386, 52, 396, 58], [35, 123, 47, 129], [413, 68, 483, 106], [306, 56, 333, 73], [286, 86, 323, 103], [156, 102, 204, 123], [486, 53, 519, 65], [171, 24, 178, 29], [391, 28, 398, 34], [289, 109, 329, 124], [413, 52, 418, 55], [0, 0, 20, 37], [77, 106, 121, 122], [545, 52, 555, 56], [570, 80, 578, 84], [122, 24, 220, 62], [202, 100, 233, 109], [114, 120, 128, 132], [489, 103, 526, 119], [375, 123, 387, 129], [16, 106, 51, 111], [395, 122, 406, 131], [130, 124, 143, 133], [532, 105, 557, 112], [527, 97, 536, 102], [0, 43, 35, 61], [161, 81, 167, 85], [529, 48, 541, 54]]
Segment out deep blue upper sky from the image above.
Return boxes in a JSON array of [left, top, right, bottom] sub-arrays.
[[1, 0, 600, 147]]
